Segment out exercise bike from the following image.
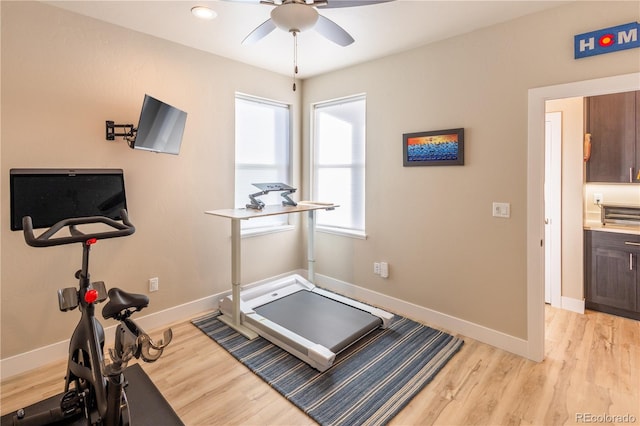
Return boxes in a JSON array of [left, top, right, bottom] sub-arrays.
[[11, 210, 173, 426]]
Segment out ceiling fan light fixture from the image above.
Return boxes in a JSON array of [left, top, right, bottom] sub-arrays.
[[270, 3, 319, 32], [191, 6, 217, 20]]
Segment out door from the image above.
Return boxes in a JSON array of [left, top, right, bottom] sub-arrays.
[[544, 112, 562, 306]]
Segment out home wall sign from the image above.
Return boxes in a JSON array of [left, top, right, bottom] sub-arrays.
[[574, 21, 640, 59]]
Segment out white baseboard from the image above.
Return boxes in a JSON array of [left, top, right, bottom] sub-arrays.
[[561, 296, 585, 314], [1, 270, 533, 380], [314, 273, 530, 359], [0, 294, 220, 381], [0, 270, 306, 381]]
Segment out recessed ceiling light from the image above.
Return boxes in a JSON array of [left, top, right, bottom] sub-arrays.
[[191, 6, 217, 20]]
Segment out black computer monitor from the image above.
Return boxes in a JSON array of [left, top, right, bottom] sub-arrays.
[[10, 168, 128, 231]]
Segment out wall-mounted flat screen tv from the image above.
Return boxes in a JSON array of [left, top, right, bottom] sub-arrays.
[[10, 169, 127, 231], [132, 94, 187, 155]]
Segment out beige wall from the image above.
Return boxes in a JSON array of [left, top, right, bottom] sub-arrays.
[[302, 1, 640, 339], [0, 1, 303, 358]]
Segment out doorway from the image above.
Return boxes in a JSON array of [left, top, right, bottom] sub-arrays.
[[526, 72, 640, 362]]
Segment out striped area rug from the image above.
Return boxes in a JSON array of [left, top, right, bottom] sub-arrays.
[[192, 312, 463, 426]]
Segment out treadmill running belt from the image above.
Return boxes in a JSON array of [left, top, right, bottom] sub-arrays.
[[254, 290, 382, 353]]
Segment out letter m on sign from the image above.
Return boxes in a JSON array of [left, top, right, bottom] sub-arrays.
[[574, 21, 640, 59]]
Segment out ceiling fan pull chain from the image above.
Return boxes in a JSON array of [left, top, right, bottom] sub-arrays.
[[294, 31, 299, 75], [292, 30, 298, 91]]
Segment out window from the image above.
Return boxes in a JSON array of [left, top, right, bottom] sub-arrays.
[[312, 95, 366, 236], [235, 94, 291, 232]]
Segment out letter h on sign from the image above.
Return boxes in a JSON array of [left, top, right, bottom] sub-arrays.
[[575, 22, 640, 59]]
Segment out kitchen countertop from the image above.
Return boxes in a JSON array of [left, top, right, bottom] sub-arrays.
[[584, 220, 640, 235]]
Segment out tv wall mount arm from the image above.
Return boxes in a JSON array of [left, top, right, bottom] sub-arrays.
[[246, 183, 297, 210], [106, 121, 137, 146]]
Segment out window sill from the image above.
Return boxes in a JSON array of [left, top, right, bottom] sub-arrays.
[[316, 226, 367, 240], [241, 224, 295, 238]]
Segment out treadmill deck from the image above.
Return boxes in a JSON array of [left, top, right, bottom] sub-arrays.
[[255, 290, 382, 353]]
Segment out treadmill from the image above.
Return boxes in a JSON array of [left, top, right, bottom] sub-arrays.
[[219, 274, 393, 371]]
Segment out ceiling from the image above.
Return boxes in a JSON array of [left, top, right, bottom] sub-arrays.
[[45, 0, 568, 79]]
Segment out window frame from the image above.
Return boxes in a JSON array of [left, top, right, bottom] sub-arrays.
[[235, 93, 294, 236], [310, 94, 367, 239]]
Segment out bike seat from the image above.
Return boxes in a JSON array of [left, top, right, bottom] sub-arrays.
[[102, 288, 149, 320]]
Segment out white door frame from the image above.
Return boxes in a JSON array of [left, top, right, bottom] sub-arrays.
[[544, 111, 562, 307], [527, 72, 640, 362]]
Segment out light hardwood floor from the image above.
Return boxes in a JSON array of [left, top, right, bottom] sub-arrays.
[[2, 306, 638, 425]]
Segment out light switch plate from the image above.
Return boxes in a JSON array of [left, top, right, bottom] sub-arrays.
[[493, 202, 510, 218]]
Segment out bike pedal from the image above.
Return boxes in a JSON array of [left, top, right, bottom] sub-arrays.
[[60, 390, 82, 414]]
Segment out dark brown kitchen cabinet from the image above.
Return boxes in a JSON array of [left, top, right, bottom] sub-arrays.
[[584, 230, 640, 320], [585, 91, 639, 183]]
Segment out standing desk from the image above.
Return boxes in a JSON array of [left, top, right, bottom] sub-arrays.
[[205, 202, 337, 339]]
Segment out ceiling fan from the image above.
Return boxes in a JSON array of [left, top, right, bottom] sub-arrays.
[[240, 0, 391, 46], [234, 0, 391, 90]]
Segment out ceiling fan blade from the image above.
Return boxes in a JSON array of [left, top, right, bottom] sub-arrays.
[[314, 15, 354, 46], [242, 18, 277, 45], [317, 0, 393, 8]]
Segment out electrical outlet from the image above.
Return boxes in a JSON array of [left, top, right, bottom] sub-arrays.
[[373, 262, 381, 275], [593, 193, 603, 205], [149, 277, 159, 292], [380, 262, 389, 278]]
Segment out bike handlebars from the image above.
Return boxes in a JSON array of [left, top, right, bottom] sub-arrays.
[[22, 210, 135, 247]]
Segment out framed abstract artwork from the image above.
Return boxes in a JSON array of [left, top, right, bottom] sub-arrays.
[[403, 128, 464, 166]]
